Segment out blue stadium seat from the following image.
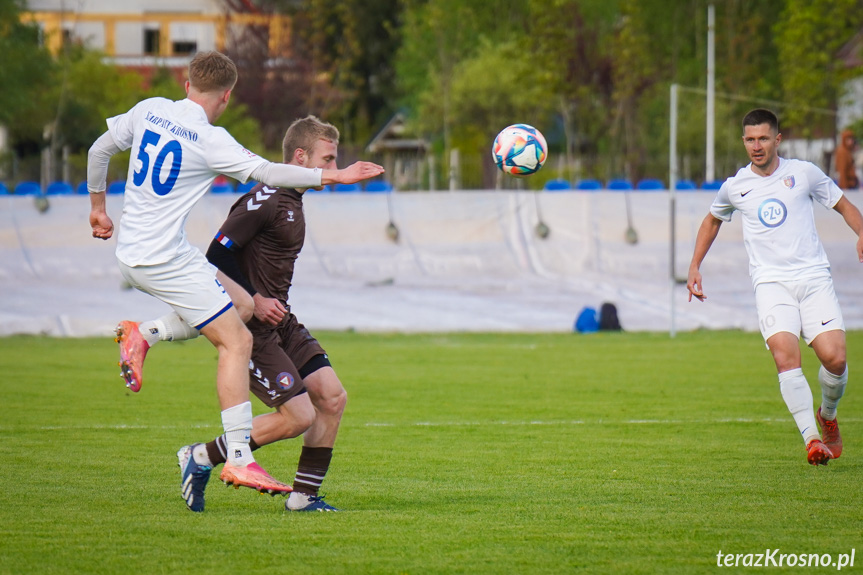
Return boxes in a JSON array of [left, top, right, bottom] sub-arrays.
[[607, 179, 634, 191], [76, 181, 90, 194], [575, 179, 602, 191], [365, 181, 393, 193], [14, 181, 41, 195], [636, 178, 665, 191], [107, 181, 126, 194], [306, 185, 330, 193], [46, 181, 74, 195], [236, 181, 258, 194], [701, 180, 723, 191], [334, 183, 361, 193], [211, 182, 235, 193], [675, 179, 697, 191], [0, 182, 9, 195], [543, 179, 572, 191]]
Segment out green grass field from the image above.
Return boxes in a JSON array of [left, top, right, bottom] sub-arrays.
[[1, 330, 861, 574]]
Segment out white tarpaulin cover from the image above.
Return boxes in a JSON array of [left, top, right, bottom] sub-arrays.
[[1, 190, 861, 337]]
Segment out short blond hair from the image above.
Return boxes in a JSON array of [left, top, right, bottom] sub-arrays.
[[282, 115, 340, 163], [188, 51, 238, 93]]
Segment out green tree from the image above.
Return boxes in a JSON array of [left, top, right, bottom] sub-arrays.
[[610, 0, 659, 180], [446, 39, 555, 187], [774, 0, 863, 137], [0, 0, 56, 165]]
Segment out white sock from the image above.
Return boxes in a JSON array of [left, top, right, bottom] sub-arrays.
[[819, 365, 847, 421], [221, 401, 254, 466], [139, 313, 199, 346], [779, 368, 819, 445], [192, 443, 212, 467], [137, 321, 161, 347], [287, 492, 312, 510]]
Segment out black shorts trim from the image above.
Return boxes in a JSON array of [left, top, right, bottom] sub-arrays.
[[299, 354, 331, 378]]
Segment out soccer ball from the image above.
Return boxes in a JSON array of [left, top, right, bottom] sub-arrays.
[[492, 124, 548, 176]]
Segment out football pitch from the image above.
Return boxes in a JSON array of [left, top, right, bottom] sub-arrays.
[[1, 330, 860, 574]]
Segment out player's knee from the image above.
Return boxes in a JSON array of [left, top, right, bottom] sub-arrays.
[[822, 355, 847, 376], [771, 352, 798, 373], [233, 325, 253, 355], [318, 386, 347, 418]]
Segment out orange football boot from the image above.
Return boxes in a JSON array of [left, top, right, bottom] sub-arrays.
[[816, 408, 842, 459], [220, 461, 292, 495], [806, 438, 833, 466], [114, 320, 149, 392]]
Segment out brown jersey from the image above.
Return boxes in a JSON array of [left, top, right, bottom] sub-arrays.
[[215, 183, 329, 406], [217, 183, 305, 310]]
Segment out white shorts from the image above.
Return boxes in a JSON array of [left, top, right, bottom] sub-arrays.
[[754, 277, 845, 345], [118, 249, 233, 329]]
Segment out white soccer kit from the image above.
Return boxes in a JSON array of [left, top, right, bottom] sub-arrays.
[[96, 97, 323, 327], [106, 97, 272, 267], [710, 157, 845, 341], [710, 157, 842, 286]]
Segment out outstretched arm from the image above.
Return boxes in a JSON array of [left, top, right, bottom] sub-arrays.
[[252, 160, 385, 190], [687, 213, 724, 302], [832, 195, 863, 263]]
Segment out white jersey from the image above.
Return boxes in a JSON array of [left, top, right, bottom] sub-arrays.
[[710, 157, 843, 286], [107, 97, 269, 266]]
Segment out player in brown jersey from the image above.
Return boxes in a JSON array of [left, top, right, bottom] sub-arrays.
[[178, 116, 354, 511]]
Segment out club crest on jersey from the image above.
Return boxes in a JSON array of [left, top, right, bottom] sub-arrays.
[[276, 372, 294, 390], [782, 175, 795, 189], [286, 210, 295, 222]]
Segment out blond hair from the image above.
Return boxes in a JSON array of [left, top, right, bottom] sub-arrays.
[[188, 51, 238, 93], [282, 115, 340, 163]]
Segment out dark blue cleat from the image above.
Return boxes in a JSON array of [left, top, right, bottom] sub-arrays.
[[286, 493, 339, 512], [177, 444, 212, 512]]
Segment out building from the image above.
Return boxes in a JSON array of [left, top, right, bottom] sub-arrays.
[[23, 0, 291, 69]]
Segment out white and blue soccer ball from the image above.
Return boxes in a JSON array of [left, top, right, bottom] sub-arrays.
[[492, 124, 548, 176]]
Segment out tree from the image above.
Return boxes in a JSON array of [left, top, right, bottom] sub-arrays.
[[774, 0, 863, 137], [446, 39, 555, 187], [0, 0, 56, 166]]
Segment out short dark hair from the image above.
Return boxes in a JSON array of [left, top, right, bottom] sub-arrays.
[[742, 109, 779, 133]]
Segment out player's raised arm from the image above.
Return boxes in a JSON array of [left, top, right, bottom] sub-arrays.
[[687, 213, 724, 302], [251, 160, 384, 190]]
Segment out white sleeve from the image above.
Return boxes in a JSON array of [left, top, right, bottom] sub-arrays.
[[709, 181, 735, 222], [250, 162, 323, 189], [87, 131, 122, 194], [804, 161, 843, 209]]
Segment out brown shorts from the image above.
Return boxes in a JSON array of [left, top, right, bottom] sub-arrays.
[[247, 313, 329, 408]]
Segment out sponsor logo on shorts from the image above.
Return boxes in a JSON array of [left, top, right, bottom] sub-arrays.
[[822, 318, 836, 326], [277, 372, 294, 390]]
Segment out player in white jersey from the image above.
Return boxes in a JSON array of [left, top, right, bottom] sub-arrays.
[[687, 108, 863, 466], [86, 51, 384, 506]]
